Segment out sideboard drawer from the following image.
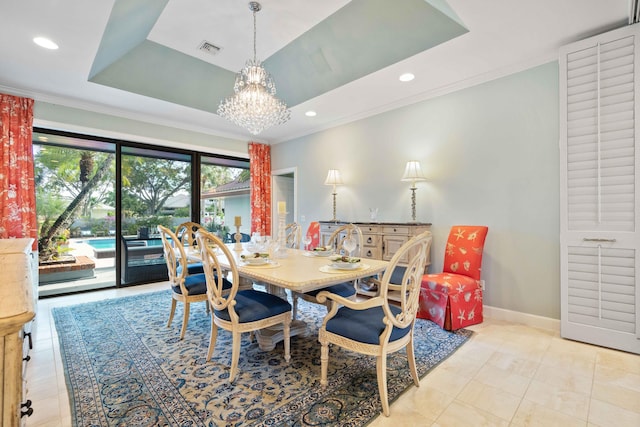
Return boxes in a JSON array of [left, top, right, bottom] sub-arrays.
[[362, 247, 381, 259], [362, 234, 380, 247], [322, 224, 343, 233], [359, 225, 380, 233], [382, 226, 410, 235]]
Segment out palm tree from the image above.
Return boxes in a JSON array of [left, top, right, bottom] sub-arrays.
[[38, 153, 114, 260]]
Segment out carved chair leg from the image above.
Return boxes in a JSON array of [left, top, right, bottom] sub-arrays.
[[229, 331, 242, 383], [319, 334, 329, 387], [206, 320, 218, 362], [407, 337, 419, 386], [377, 354, 390, 416], [180, 302, 190, 340], [167, 299, 177, 328], [283, 316, 291, 363]]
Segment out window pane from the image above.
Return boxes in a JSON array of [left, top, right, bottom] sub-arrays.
[[200, 162, 250, 242], [120, 150, 191, 284]]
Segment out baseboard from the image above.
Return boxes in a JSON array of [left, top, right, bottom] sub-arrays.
[[484, 305, 560, 333]]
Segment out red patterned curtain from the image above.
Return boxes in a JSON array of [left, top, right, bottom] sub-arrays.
[[248, 142, 271, 235], [0, 94, 37, 249]]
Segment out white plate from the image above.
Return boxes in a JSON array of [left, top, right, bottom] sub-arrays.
[[313, 250, 333, 257], [319, 263, 369, 274], [243, 257, 268, 265], [330, 262, 361, 270]]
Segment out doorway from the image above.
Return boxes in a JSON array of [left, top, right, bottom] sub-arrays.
[[271, 167, 297, 237]]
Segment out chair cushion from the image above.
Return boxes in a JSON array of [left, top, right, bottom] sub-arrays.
[[172, 273, 231, 296], [421, 273, 478, 294], [177, 262, 204, 275], [304, 282, 356, 298], [325, 305, 410, 344], [215, 290, 292, 323]]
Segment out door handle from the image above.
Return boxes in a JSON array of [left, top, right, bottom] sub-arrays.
[[583, 238, 616, 243]]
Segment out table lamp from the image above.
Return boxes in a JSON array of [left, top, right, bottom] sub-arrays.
[[324, 169, 343, 222], [401, 160, 426, 222]]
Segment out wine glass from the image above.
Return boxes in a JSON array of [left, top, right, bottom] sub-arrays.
[[342, 236, 357, 258], [302, 234, 312, 251]]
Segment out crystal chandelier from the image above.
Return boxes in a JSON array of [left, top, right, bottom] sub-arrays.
[[217, 2, 290, 135]]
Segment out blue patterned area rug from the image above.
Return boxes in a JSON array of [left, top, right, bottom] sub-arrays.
[[53, 290, 472, 426]]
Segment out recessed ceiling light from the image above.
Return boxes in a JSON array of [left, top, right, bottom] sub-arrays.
[[33, 37, 58, 50], [305, 111, 317, 117], [399, 73, 415, 82]]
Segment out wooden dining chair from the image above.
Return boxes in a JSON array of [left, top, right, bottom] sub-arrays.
[[317, 231, 432, 416], [195, 229, 292, 383], [158, 224, 210, 340], [292, 223, 364, 319], [285, 222, 301, 249], [175, 221, 205, 275]]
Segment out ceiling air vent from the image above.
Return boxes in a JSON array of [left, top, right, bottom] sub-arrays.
[[198, 41, 222, 56]]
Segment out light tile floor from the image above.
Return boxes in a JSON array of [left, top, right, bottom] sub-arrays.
[[25, 282, 640, 426]]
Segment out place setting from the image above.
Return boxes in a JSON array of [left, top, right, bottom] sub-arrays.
[[239, 252, 280, 268], [318, 236, 368, 273], [319, 255, 369, 273], [302, 245, 335, 257]]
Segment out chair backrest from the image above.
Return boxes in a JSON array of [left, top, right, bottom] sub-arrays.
[[305, 221, 321, 249], [378, 231, 432, 329], [285, 222, 301, 249], [158, 224, 188, 291], [175, 221, 204, 247], [327, 223, 364, 256], [442, 225, 488, 281], [195, 229, 240, 315]]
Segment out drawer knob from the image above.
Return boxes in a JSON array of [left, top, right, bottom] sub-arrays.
[[23, 331, 33, 349], [367, 237, 372, 243], [21, 400, 33, 418]]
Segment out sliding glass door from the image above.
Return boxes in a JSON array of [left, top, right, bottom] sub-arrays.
[[33, 128, 250, 294], [119, 146, 192, 285], [33, 132, 116, 296]]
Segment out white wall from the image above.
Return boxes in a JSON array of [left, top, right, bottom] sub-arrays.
[[272, 62, 560, 319]]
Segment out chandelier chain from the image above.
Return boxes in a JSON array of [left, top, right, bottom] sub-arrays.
[[253, 8, 257, 62]]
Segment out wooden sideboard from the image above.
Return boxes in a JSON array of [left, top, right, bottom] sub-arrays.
[[0, 238, 36, 425], [318, 221, 431, 300]]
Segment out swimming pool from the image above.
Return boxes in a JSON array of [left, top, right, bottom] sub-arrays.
[[86, 238, 163, 251], [87, 239, 116, 250]]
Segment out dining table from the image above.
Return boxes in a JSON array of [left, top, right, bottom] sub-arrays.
[[184, 243, 390, 351]]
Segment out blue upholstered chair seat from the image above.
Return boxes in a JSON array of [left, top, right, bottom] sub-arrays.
[[215, 290, 292, 323], [304, 282, 356, 298], [172, 273, 231, 295], [325, 305, 409, 344], [177, 262, 204, 275]]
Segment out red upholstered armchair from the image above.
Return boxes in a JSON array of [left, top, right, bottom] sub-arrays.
[[305, 221, 320, 250], [417, 226, 488, 330]]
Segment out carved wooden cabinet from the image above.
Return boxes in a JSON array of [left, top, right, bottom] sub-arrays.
[[0, 238, 36, 426], [319, 221, 431, 300]]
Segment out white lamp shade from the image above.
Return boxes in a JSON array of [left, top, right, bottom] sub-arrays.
[[401, 161, 426, 183], [324, 169, 343, 186]]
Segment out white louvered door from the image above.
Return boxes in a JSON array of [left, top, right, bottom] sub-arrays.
[[560, 24, 640, 354]]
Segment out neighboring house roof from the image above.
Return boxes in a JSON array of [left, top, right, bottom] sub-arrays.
[[202, 175, 250, 199], [164, 194, 190, 208]]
